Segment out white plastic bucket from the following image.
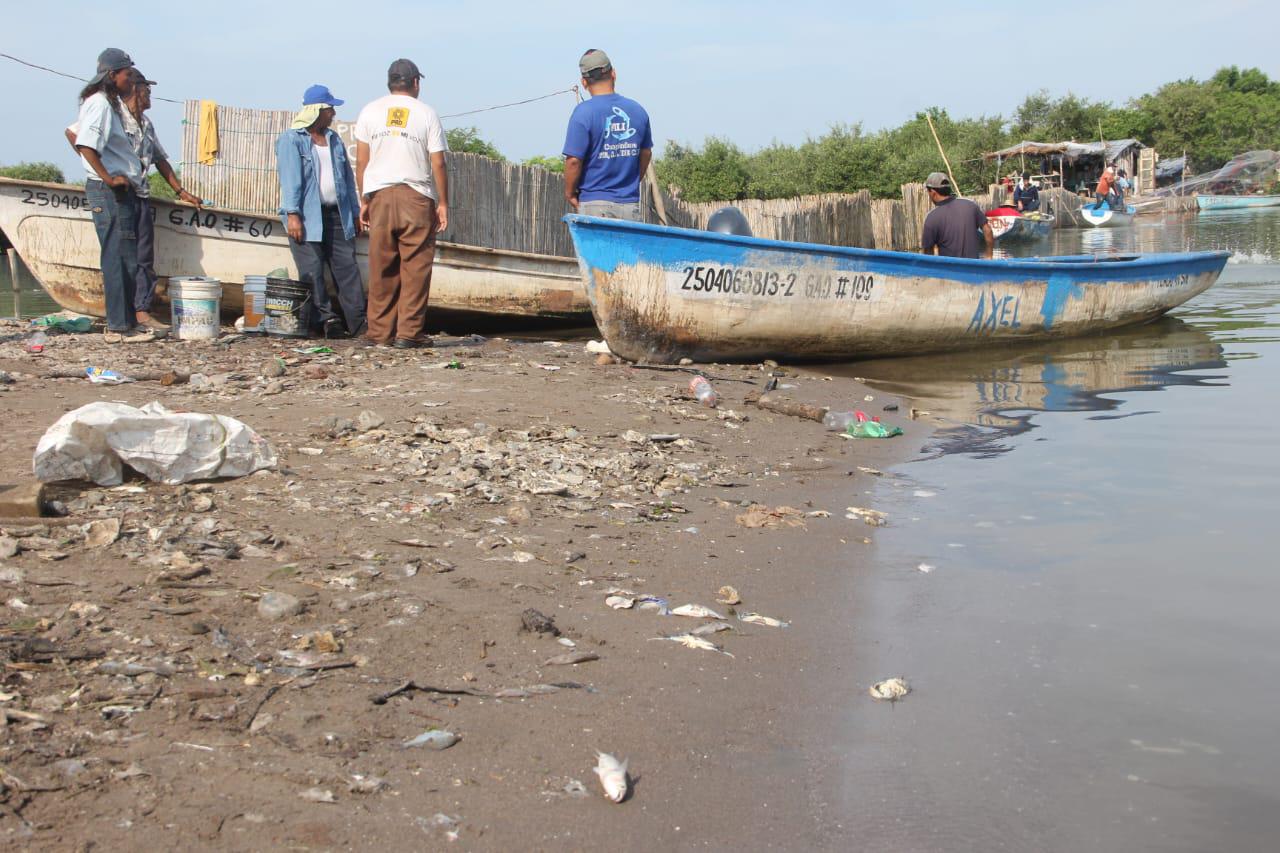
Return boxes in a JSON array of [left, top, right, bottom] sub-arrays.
[[242, 275, 267, 334], [169, 276, 222, 341]]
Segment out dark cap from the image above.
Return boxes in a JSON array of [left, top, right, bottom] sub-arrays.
[[579, 49, 612, 80], [131, 68, 157, 87], [924, 172, 952, 190], [388, 58, 422, 85], [90, 48, 134, 85]]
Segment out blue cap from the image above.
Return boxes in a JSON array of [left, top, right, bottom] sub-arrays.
[[302, 84, 344, 106]]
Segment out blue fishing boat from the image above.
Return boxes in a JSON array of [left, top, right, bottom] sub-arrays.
[[1196, 194, 1280, 211], [564, 215, 1229, 363]]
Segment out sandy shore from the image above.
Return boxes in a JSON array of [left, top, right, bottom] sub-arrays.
[[0, 321, 928, 850]]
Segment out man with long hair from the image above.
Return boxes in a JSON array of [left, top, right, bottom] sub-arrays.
[[72, 48, 152, 342]]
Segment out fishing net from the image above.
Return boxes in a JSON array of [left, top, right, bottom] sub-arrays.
[[1154, 150, 1280, 197]]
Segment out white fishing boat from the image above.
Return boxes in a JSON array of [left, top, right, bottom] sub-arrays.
[[0, 177, 587, 321], [564, 215, 1229, 363], [1079, 203, 1136, 228], [1195, 194, 1280, 211]]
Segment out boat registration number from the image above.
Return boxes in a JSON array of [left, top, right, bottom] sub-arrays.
[[669, 264, 875, 302]]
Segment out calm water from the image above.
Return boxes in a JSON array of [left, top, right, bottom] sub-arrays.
[[0, 250, 59, 319], [838, 209, 1280, 852]]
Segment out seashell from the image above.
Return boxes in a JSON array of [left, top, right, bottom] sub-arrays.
[[869, 677, 910, 701], [715, 585, 741, 605], [594, 751, 629, 803], [670, 603, 724, 619], [738, 612, 789, 628], [605, 595, 635, 610]]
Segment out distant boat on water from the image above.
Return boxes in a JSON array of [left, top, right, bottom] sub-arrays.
[[1196, 194, 1280, 211]]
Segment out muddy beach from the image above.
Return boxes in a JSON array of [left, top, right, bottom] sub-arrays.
[[0, 322, 929, 850]]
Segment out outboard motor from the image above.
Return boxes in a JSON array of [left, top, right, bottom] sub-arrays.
[[705, 206, 753, 237]]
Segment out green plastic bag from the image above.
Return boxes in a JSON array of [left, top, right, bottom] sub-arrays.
[[844, 421, 904, 439], [31, 314, 92, 333]]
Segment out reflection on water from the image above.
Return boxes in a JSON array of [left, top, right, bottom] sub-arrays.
[[0, 250, 59, 319], [835, 210, 1280, 852]]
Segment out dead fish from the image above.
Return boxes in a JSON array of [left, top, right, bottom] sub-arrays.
[[402, 729, 460, 750], [869, 677, 910, 701], [594, 751, 629, 803], [636, 595, 669, 613], [846, 506, 888, 526], [738, 612, 789, 628], [669, 603, 724, 620], [605, 595, 635, 610], [543, 650, 600, 666], [715, 585, 741, 605], [650, 634, 734, 657], [690, 621, 733, 636]]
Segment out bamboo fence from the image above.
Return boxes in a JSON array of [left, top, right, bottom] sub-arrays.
[[182, 100, 1106, 260]]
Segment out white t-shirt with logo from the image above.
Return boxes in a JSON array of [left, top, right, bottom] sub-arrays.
[[354, 94, 448, 201]]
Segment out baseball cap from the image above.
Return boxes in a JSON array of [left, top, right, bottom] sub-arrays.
[[924, 172, 952, 190], [302, 84, 344, 106], [579, 49, 612, 80], [89, 48, 134, 85], [388, 58, 422, 85], [131, 69, 157, 87]]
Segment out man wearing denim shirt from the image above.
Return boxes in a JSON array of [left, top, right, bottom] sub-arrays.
[[276, 85, 366, 338]]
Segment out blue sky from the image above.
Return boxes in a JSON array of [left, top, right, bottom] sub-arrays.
[[2, 0, 1276, 179]]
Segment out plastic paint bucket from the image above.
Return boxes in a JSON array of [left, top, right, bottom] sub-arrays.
[[242, 275, 268, 334], [168, 276, 222, 341], [264, 277, 312, 338]]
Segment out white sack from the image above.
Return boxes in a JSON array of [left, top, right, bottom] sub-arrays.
[[33, 401, 277, 486]]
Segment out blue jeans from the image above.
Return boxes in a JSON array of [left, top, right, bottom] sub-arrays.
[[134, 197, 157, 312], [86, 180, 140, 331], [287, 204, 367, 334]]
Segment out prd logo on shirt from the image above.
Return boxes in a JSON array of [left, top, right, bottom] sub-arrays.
[[386, 108, 409, 129], [602, 106, 638, 142]]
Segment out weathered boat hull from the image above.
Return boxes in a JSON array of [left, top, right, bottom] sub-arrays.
[[0, 178, 587, 321], [564, 215, 1229, 364], [1196, 194, 1280, 211], [1079, 204, 1136, 228], [989, 213, 1054, 242]]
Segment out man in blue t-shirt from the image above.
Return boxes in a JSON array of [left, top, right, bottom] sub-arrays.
[[562, 49, 653, 221]]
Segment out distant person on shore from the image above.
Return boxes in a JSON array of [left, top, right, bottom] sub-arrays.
[[354, 59, 449, 349], [921, 172, 993, 259], [1094, 165, 1118, 210], [71, 48, 153, 343], [276, 84, 367, 339], [1013, 171, 1040, 212], [1115, 168, 1131, 203], [68, 68, 200, 335], [562, 49, 653, 221]]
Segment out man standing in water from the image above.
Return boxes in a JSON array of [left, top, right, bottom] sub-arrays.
[[276, 84, 366, 339], [921, 172, 993, 260], [562, 49, 653, 221], [355, 59, 449, 348]]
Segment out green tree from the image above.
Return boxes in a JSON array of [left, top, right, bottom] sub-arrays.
[[446, 127, 504, 160], [148, 171, 178, 200], [522, 155, 565, 174], [0, 162, 65, 183], [656, 138, 749, 202]]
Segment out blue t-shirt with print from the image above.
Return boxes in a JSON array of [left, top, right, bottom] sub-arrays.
[[562, 94, 653, 203]]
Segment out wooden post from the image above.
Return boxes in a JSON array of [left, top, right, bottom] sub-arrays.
[[6, 248, 20, 319], [646, 163, 669, 226], [925, 113, 961, 196]]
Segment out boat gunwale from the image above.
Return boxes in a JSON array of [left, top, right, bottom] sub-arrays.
[[563, 214, 1231, 275]]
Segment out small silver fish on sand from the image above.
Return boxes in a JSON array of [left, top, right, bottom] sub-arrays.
[[650, 634, 734, 657], [543, 650, 600, 666], [594, 751, 629, 803], [690, 621, 733, 636], [738, 612, 789, 628], [669, 603, 725, 619], [869, 677, 910, 701]]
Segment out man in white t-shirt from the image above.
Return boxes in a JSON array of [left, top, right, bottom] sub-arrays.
[[354, 58, 449, 348]]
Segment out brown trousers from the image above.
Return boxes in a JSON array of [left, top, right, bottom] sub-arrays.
[[366, 184, 438, 344]]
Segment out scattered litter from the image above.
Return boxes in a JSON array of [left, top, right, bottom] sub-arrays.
[[402, 729, 460, 750], [738, 612, 789, 628], [605, 595, 634, 610], [33, 401, 277, 485], [85, 366, 133, 385], [869, 677, 911, 701], [715, 585, 741, 605], [669, 603, 724, 620], [31, 313, 93, 333], [846, 506, 888, 526], [594, 752, 629, 803], [651, 633, 734, 657], [585, 340, 612, 354]]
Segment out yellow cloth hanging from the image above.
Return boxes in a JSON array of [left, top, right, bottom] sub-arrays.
[[197, 100, 219, 164]]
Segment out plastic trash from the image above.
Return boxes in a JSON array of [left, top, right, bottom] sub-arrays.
[[32, 401, 278, 486], [822, 411, 857, 431], [844, 420, 904, 439], [85, 366, 134, 385], [25, 331, 47, 353], [689, 376, 718, 408], [30, 314, 92, 333]]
